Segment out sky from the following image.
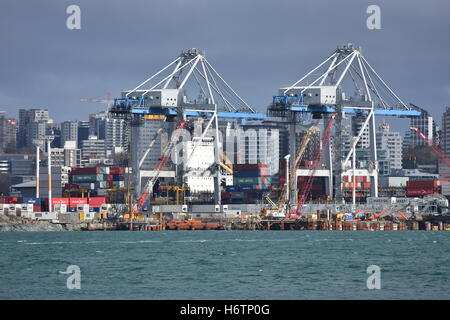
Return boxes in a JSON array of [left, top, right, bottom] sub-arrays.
[[1, 0, 449, 133]]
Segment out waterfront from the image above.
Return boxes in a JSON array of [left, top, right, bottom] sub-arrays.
[[0, 231, 449, 300]]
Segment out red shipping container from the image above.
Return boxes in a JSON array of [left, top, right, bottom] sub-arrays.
[[7, 197, 19, 204], [109, 167, 125, 175], [69, 197, 88, 207], [0, 198, 6, 204], [407, 180, 437, 188], [406, 188, 437, 196], [71, 167, 100, 175], [51, 198, 70, 205], [105, 175, 113, 181], [33, 205, 41, 212], [88, 197, 107, 207], [233, 163, 267, 171]]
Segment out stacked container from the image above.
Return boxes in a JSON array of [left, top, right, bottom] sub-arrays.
[[233, 164, 270, 190], [68, 166, 127, 194]]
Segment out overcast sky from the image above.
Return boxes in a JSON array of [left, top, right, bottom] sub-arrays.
[[1, 0, 449, 132]]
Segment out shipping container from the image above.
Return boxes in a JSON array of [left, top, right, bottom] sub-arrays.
[[234, 177, 272, 185], [71, 167, 100, 175], [406, 188, 437, 196], [233, 169, 267, 178], [233, 164, 267, 171], [51, 198, 70, 205], [22, 197, 42, 205], [78, 183, 95, 190], [72, 174, 105, 183], [406, 180, 438, 188], [99, 167, 110, 174], [112, 174, 125, 181], [109, 167, 125, 175], [88, 197, 107, 207], [7, 197, 19, 204], [69, 198, 88, 207]]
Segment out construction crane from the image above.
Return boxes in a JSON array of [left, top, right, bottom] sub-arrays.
[[262, 127, 317, 217], [289, 114, 336, 218], [410, 127, 450, 167], [80, 93, 113, 108], [219, 151, 233, 174], [132, 120, 187, 216]]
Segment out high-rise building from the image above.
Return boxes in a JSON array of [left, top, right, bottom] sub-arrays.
[[131, 119, 169, 171], [0, 112, 17, 153], [51, 141, 81, 167], [105, 118, 128, 154], [232, 121, 280, 176], [442, 107, 450, 158], [77, 121, 90, 148], [376, 122, 403, 170], [27, 121, 47, 146], [61, 121, 78, 148], [351, 112, 370, 149], [89, 112, 107, 140], [80, 135, 106, 166], [17, 109, 49, 150]]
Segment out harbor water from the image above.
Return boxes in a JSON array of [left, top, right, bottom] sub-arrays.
[[0, 231, 449, 299]]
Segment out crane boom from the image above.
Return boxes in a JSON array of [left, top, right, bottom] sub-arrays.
[[132, 120, 187, 215], [277, 128, 316, 211], [290, 114, 336, 218], [410, 127, 450, 168]]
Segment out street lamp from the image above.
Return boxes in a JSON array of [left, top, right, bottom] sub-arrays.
[[284, 154, 291, 210], [44, 134, 54, 212], [32, 139, 44, 199]]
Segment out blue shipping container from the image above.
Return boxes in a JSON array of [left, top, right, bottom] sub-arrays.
[[233, 170, 265, 178]]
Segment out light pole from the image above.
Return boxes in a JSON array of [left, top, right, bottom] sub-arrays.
[[284, 154, 291, 212], [32, 139, 44, 199], [45, 135, 54, 212]]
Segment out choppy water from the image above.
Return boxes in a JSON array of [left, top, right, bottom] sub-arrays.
[[0, 231, 449, 299]]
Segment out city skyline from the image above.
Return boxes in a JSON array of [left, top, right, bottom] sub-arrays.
[[1, 0, 449, 133]]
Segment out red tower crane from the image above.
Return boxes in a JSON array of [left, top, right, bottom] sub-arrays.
[[132, 120, 187, 216], [410, 127, 450, 168], [288, 114, 336, 218]]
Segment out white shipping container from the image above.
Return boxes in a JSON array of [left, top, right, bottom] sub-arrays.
[[366, 197, 395, 205], [32, 212, 58, 220], [77, 204, 89, 212], [54, 204, 68, 213], [442, 182, 450, 196]]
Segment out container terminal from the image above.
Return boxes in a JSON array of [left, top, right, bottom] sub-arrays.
[[2, 44, 450, 231]]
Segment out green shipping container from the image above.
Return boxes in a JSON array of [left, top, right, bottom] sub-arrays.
[[72, 174, 105, 182], [234, 177, 271, 185]]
